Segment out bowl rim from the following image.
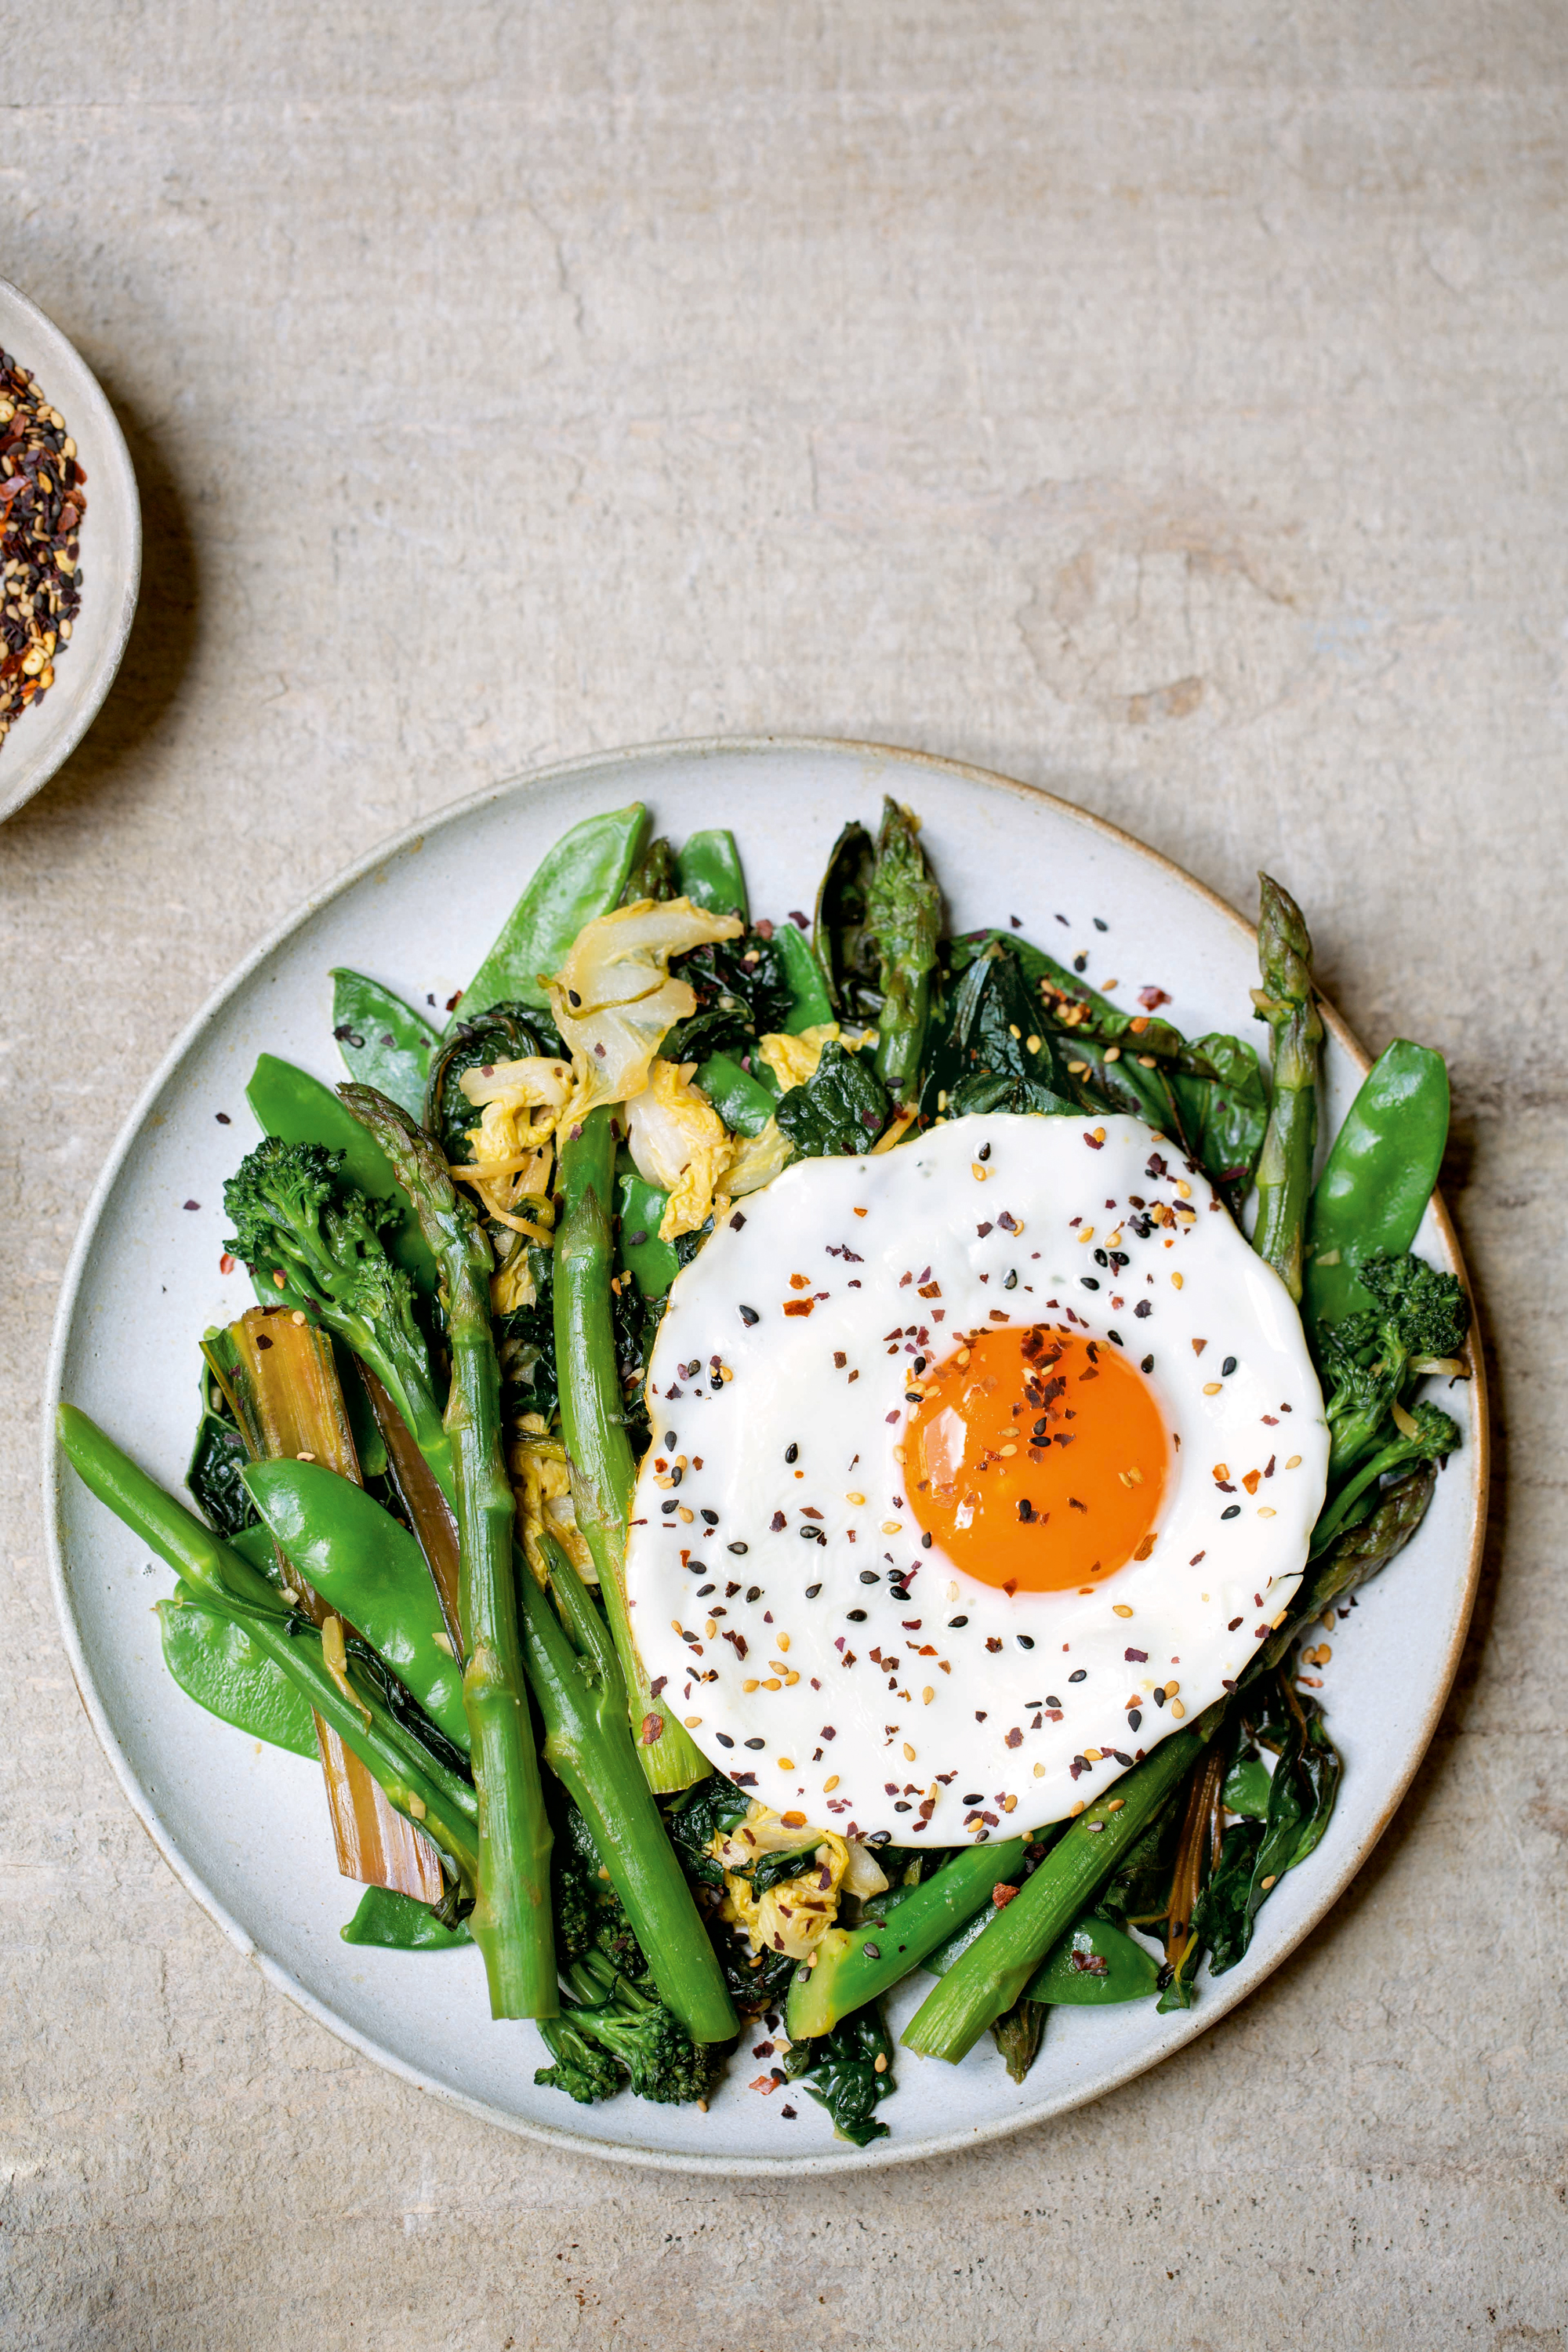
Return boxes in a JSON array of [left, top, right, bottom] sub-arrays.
[[41, 733, 1489, 2176], [0, 274, 142, 822]]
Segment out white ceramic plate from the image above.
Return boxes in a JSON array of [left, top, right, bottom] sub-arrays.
[[0, 278, 140, 821], [44, 739, 1486, 2176]]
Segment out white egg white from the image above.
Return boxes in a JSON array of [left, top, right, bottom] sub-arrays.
[[625, 1112, 1328, 1843]]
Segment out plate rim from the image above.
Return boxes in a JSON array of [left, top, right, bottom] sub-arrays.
[[42, 733, 1489, 2176], [0, 274, 143, 822]]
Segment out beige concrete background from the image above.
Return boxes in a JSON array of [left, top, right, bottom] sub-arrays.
[[2, 6, 1564, 2346]]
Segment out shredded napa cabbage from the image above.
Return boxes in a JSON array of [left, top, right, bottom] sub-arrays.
[[625, 1058, 739, 1242], [547, 897, 743, 1120]]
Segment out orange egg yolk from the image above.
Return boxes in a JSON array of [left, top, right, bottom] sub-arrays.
[[905, 1324, 1169, 1594]]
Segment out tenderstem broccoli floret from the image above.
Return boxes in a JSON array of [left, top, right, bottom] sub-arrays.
[[549, 1952, 712, 2107], [222, 1137, 452, 1501], [1320, 1248, 1468, 1479]]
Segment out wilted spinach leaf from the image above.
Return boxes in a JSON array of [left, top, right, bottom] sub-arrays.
[[776, 1041, 890, 1155], [786, 2000, 895, 2145], [664, 928, 794, 1065]]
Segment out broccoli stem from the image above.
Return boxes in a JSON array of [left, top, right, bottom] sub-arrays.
[[901, 1730, 1203, 2064], [341, 1086, 556, 2021], [1250, 875, 1323, 1302], [521, 1534, 738, 2042], [55, 1406, 481, 1889], [1308, 1410, 1457, 1556], [866, 798, 941, 1108], [785, 1835, 1029, 2042], [554, 1108, 706, 1793]]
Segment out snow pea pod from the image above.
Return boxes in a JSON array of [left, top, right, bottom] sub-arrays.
[[695, 1050, 779, 1138], [677, 828, 749, 920], [454, 802, 649, 1025], [157, 1581, 318, 1758], [777, 920, 836, 1033], [243, 1459, 470, 1752], [245, 1053, 437, 1298], [330, 969, 439, 1120], [1304, 1040, 1450, 1327], [1023, 1914, 1160, 2006], [615, 1168, 681, 1298], [341, 1885, 472, 1951]]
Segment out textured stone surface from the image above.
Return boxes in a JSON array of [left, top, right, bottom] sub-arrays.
[[2, 8, 1565, 2346]]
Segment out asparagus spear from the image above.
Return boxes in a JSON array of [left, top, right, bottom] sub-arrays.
[[901, 1730, 1204, 2063], [523, 1533, 738, 2042], [554, 1106, 706, 1793], [56, 1406, 480, 1889], [1250, 875, 1324, 1301], [866, 797, 942, 1107], [340, 1083, 556, 2021], [786, 1835, 1029, 2042]]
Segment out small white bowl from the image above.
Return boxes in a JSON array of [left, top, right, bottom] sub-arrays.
[[0, 278, 140, 821]]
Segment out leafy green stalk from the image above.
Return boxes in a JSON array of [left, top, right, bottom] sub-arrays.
[[1309, 1399, 1460, 1555], [902, 1730, 1205, 2064], [522, 1532, 738, 2042], [554, 1106, 706, 1792], [56, 1406, 480, 1888], [1250, 875, 1323, 1301], [222, 1137, 455, 1506], [865, 798, 941, 1105], [341, 1085, 556, 2022]]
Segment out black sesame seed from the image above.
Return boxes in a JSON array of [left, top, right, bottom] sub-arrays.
[[1108, 1330, 1123, 1346], [785, 1443, 798, 1463], [921, 1531, 933, 1548], [978, 1142, 991, 1162], [744, 1737, 766, 1751], [1017, 1635, 1035, 1650], [862, 1942, 881, 1961], [894, 1802, 911, 1812], [1221, 1356, 1237, 1377], [858, 1570, 880, 1584], [804, 1583, 822, 1599], [1221, 1503, 1241, 1519], [948, 1615, 968, 1628], [716, 1733, 734, 1748], [1045, 1696, 1060, 1708], [745, 1585, 762, 1602], [1141, 1354, 1155, 1374], [629, 1231, 649, 1248], [739, 1305, 760, 1325], [728, 1541, 749, 1555], [700, 1508, 719, 1525], [1127, 1710, 1142, 1730], [1093, 916, 1109, 931], [1069, 1668, 1087, 1682], [664, 1432, 677, 1448], [962, 1793, 983, 1804], [847, 1608, 867, 1622], [1080, 1276, 1100, 1290]]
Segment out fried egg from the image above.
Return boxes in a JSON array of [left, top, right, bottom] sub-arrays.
[[625, 1112, 1328, 1843]]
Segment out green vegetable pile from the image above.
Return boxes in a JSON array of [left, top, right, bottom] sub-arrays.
[[57, 794, 1469, 2140]]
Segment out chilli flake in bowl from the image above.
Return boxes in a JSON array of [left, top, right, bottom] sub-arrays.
[[0, 347, 85, 748]]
